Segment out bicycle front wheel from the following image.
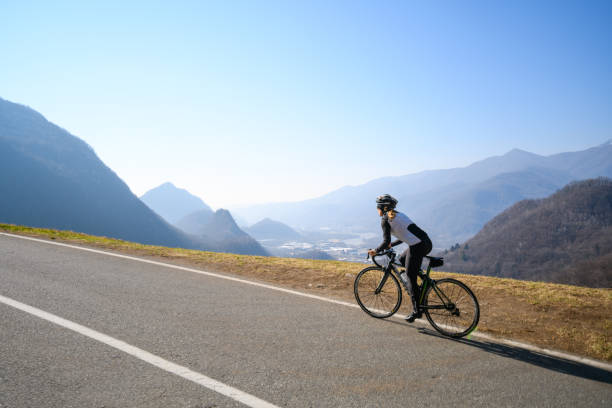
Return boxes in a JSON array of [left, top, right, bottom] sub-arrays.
[[354, 266, 402, 318], [423, 278, 479, 338]]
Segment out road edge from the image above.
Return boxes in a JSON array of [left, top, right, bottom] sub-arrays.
[[2, 231, 611, 373]]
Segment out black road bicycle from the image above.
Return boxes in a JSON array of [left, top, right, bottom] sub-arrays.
[[354, 248, 479, 338]]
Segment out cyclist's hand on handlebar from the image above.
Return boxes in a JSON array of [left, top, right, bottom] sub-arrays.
[[367, 249, 377, 257]]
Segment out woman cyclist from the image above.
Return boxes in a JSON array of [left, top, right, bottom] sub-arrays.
[[368, 194, 433, 322]]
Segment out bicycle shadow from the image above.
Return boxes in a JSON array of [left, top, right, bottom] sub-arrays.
[[382, 318, 611, 384]]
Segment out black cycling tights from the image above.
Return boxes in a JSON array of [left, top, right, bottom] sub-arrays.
[[399, 239, 432, 306]]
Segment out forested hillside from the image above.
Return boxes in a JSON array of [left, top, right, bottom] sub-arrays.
[[444, 178, 612, 287]]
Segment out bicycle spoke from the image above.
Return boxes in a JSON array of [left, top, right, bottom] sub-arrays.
[[380, 295, 390, 310], [371, 294, 378, 309], [451, 285, 467, 304], [423, 278, 479, 338], [354, 267, 402, 318], [361, 291, 376, 300]]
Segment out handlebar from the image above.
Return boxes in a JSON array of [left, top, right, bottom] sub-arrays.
[[367, 248, 396, 268]]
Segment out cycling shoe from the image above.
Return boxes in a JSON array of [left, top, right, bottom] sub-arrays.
[[405, 310, 423, 323]]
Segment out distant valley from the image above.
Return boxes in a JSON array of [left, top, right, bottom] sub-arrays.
[[233, 142, 612, 249], [2, 95, 611, 274], [139, 183, 357, 260]]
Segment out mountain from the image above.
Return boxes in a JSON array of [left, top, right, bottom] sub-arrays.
[[186, 209, 268, 256], [140, 182, 212, 224], [419, 167, 574, 244], [245, 218, 302, 241], [140, 184, 267, 256], [0, 97, 201, 249], [0, 97, 268, 257], [443, 178, 612, 288], [200, 209, 246, 240], [233, 143, 612, 247], [175, 209, 214, 235]]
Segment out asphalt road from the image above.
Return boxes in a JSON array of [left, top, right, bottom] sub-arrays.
[[1, 234, 610, 407]]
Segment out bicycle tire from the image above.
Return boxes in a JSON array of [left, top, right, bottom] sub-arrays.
[[423, 278, 479, 338], [354, 266, 402, 318]]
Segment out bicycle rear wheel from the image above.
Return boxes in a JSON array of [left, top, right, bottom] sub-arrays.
[[354, 266, 402, 318], [423, 278, 479, 338]]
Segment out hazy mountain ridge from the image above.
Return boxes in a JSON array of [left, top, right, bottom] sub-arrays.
[[234, 143, 612, 247], [421, 166, 574, 244], [443, 178, 612, 288], [184, 209, 268, 256], [0, 97, 198, 249], [246, 218, 302, 241], [0, 97, 265, 256], [141, 182, 212, 224], [175, 209, 214, 235]]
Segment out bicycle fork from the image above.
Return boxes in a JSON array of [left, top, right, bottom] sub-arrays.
[[374, 267, 392, 294]]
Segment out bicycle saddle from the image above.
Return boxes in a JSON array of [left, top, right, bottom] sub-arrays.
[[425, 256, 444, 267]]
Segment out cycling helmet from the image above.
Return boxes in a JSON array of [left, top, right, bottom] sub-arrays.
[[376, 194, 398, 210]]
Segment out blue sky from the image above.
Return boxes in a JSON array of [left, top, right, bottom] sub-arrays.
[[2, 0, 611, 208]]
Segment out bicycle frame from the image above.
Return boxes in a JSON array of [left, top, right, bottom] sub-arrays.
[[370, 251, 401, 294], [418, 264, 453, 311], [372, 250, 452, 311]]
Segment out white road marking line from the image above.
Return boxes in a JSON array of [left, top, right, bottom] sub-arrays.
[[0, 232, 359, 307], [2, 232, 611, 372], [0, 293, 280, 408]]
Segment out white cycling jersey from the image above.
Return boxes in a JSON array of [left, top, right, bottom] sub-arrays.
[[388, 211, 422, 246]]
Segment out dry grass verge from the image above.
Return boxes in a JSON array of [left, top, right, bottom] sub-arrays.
[[2, 223, 610, 362]]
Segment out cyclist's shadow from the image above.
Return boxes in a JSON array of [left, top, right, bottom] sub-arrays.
[[385, 319, 611, 384]]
